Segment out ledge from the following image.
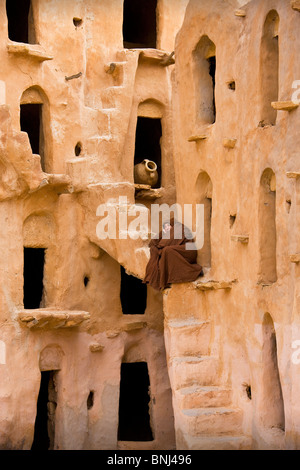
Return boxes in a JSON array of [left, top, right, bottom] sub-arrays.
[[18, 308, 90, 329], [193, 279, 237, 291], [286, 171, 300, 179], [138, 49, 175, 66], [291, 0, 300, 12], [271, 101, 299, 111], [231, 235, 249, 244], [29, 173, 72, 194], [235, 9, 246, 17], [290, 253, 300, 263], [188, 134, 208, 142], [135, 184, 164, 200], [223, 138, 237, 149], [7, 42, 53, 62]]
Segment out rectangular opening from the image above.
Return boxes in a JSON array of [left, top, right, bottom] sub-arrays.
[[123, 0, 157, 49], [31, 370, 57, 451], [23, 247, 45, 309], [207, 55, 216, 123], [118, 362, 153, 441], [6, 0, 36, 44], [120, 266, 147, 315], [20, 103, 45, 170], [134, 117, 162, 188]]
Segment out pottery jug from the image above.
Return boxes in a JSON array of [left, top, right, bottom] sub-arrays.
[[134, 159, 158, 187]]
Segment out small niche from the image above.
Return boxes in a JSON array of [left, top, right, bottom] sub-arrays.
[[73, 17, 83, 27], [286, 199, 291, 214], [87, 390, 94, 410], [75, 142, 82, 156], [228, 81, 236, 91], [83, 276, 90, 287], [229, 214, 236, 228], [118, 362, 154, 442], [243, 383, 252, 400]]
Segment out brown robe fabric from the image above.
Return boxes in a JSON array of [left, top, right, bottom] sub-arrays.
[[143, 221, 203, 291]]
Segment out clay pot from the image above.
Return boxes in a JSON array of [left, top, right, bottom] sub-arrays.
[[134, 159, 158, 187]]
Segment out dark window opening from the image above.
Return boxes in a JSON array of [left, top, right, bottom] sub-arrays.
[[120, 266, 147, 315], [31, 371, 57, 451], [23, 247, 45, 309], [207, 56, 216, 123], [83, 276, 90, 287], [118, 362, 153, 441], [73, 17, 83, 28], [75, 142, 82, 156], [123, 0, 157, 49], [20, 103, 45, 170], [6, 0, 36, 44], [87, 390, 94, 410], [134, 117, 162, 188]]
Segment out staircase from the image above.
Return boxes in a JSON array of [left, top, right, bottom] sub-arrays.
[[164, 296, 252, 450]]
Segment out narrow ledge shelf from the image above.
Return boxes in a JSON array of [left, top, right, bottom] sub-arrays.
[[138, 49, 175, 66], [7, 42, 53, 62], [18, 308, 90, 329], [291, 0, 300, 12], [231, 235, 249, 244], [286, 171, 300, 179], [223, 138, 237, 149], [188, 134, 208, 142], [271, 101, 299, 112], [29, 173, 73, 194], [193, 279, 237, 291], [290, 253, 300, 264], [235, 9, 246, 17], [134, 184, 164, 200]]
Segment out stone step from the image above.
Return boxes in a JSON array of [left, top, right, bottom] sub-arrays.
[[180, 407, 243, 437], [165, 319, 211, 357], [177, 433, 252, 450], [175, 385, 232, 409], [168, 356, 219, 389]]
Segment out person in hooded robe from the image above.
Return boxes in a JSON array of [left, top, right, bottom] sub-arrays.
[[143, 219, 203, 291]]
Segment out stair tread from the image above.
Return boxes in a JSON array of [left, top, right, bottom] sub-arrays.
[[172, 355, 215, 363], [178, 385, 231, 395], [167, 319, 209, 328], [182, 407, 241, 416]]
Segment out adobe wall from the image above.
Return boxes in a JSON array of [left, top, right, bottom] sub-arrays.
[[0, 0, 189, 450], [167, 0, 300, 450]]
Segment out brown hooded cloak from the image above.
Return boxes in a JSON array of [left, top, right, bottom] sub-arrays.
[[143, 220, 203, 291]]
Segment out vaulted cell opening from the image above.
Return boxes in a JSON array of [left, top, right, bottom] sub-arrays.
[[260, 10, 279, 126], [20, 87, 51, 173], [6, 0, 36, 44], [118, 362, 153, 441], [258, 169, 277, 284], [195, 171, 213, 268], [261, 313, 285, 431], [20, 103, 43, 157], [31, 370, 57, 450], [23, 247, 45, 309], [120, 266, 147, 315], [134, 117, 162, 188], [123, 0, 157, 49], [193, 36, 216, 125]]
